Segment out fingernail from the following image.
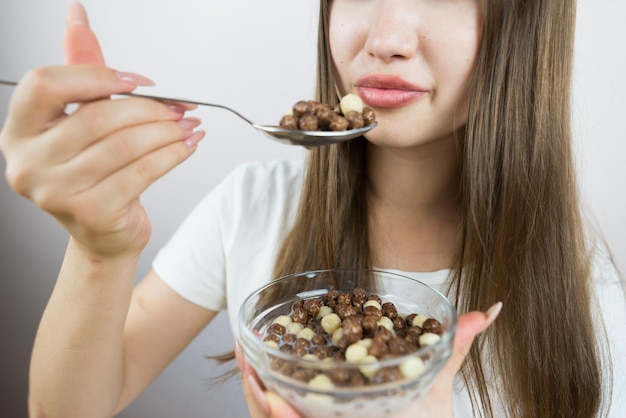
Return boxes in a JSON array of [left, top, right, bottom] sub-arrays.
[[183, 130, 205, 148], [485, 302, 503, 327], [66, 2, 89, 26], [167, 103, 188, 114], [247, 373, 270, 415], [177, 117, 202, 131], [164, 100, 199, 112], [114, 71, 155, 87]]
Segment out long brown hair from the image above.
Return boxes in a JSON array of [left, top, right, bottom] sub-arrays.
[[273, 0, 608, 417]]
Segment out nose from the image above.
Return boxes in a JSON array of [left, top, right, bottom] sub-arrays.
[[364, 0, 420, 62]]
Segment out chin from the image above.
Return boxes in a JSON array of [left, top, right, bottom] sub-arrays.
[[363, 124, 428, 149], [364, 117, 465, 150]]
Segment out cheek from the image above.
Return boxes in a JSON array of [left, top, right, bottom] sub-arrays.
[[447, 35, 480, 95], [430, 18, 482, 104], [457, 29, 482, 111], [329, 13, 363, 92], [329, 25, 349, 72], [329, 28, 346, 68], [454, 11, 483, 82]]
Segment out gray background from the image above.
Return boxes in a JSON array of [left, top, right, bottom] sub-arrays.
[[0, 1, 623, 417]]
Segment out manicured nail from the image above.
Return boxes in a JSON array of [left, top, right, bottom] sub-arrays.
[[183, 130, 205, 148], [164, 100, 199, 111], [247, 373, 270, 415], [485, 302, 503, 327], [114, 71, 155, 87], [167, 103, 188, 114], [66, 2, 89, 26], [177, 117, 202, 131]]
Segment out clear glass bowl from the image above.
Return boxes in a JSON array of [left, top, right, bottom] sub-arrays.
[[238, 269, 457, 418]]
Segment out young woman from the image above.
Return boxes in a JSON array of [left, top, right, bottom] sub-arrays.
[[0, 2, 623, 418]]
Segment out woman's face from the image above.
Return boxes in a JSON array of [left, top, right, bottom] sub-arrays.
[[329, 0, 483, 148]]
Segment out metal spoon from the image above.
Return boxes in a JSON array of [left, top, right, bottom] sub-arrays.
[[0, 79, 376, 147]]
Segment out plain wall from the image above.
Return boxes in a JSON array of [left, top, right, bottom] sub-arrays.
[[0, 1, 623, 417]]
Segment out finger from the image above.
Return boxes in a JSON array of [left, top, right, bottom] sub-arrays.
[[242, 363, 301, 418], [64, 2, 105, 65], [70, 131, 205, 225], [18, 128, 200, 224], [266, 392, 302, 418], [404, 303, 503, 418], [2, 99, 184, 202], [163, 100, 199, 112], [457, 302, 502, 355], [242, 368, 271, 417], [234, 339, 246, 373], [36, 132, 203, 235], [55, 118, 201, 193], [2, 66, 153, 139], [43, 97, 186, 161], [441, 302, 503, 382]]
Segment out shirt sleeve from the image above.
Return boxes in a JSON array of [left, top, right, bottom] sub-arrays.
[[151, 160, 304, 315], [151, 167, 241, 312]]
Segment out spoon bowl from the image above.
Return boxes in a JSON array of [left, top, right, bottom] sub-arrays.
[[252, 123, 376, 146], [0, 80, 376, 147]]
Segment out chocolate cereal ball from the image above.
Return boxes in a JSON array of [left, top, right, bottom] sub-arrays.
[[298, 114, 319, 131], [277, 94, 376, 133], [292, 100, 310, 117], [344, 111, 364, 130], [362, 107, 376, 125], [329, 115, 349, 131], [279, 114, 298, 130]]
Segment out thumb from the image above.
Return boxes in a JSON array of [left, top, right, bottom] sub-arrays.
[[266, 392, 302, 418], [63, 2, 105, 65], [440, 302, 503, 384]]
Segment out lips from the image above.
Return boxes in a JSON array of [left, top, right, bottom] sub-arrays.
[[355, 74, 427, 109]]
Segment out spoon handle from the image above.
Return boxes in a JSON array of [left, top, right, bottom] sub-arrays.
[[0, 79, 254, 125], [121, 92, 254, 125]]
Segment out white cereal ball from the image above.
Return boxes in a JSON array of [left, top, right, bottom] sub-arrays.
[[273, 315, 293, 327], [304, 393, 334, 406], [321, 313, 342, 335], [418, 332, 441, 347], [297, 327, 316, 341], [308, 373, 335, 390], [362, 299, 382, 311], [305, 376, 336, 408], [412, 314, 429, 328], [358, 338, 373, 349], [358, 355, 380, 378], [399, 357, 426, 379], [331, 328, 344, 345], [377, 316, 394, 331], [346, 342, 368, 362], [340, 93, 364, 115], [317, 305, 333, 319], [286, 322, 304, 334], [263, 340, 279, 349], [302, 353, 319, 361]]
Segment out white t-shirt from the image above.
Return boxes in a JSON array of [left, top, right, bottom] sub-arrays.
[[153, 160, 626, 417]]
